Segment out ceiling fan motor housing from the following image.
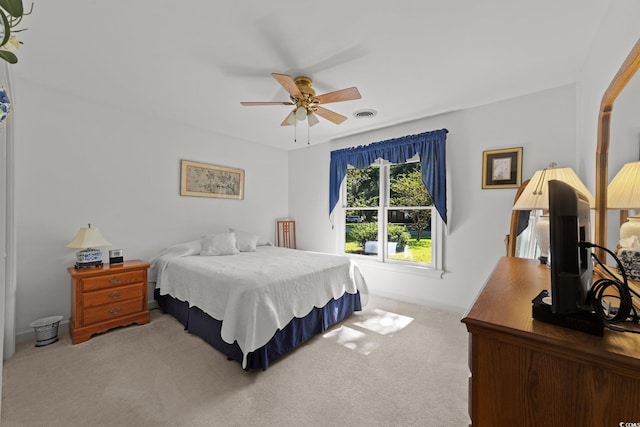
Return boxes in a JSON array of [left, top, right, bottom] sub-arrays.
[[292, 76, 318, 114], [293, 76, 316, 97]]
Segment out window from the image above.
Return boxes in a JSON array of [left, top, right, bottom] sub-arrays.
[[329, 128, 447, 271], [342, 158, 441, 269]]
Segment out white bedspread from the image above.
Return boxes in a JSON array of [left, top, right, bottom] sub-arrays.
[[150, 245, 368, 367]]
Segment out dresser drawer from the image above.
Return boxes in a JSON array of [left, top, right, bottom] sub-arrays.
[[83, 298, 144, 325], [83, 283, 142, 308], [82, 270, 146, 292]]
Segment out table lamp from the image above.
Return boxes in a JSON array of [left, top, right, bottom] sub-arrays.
[[512, 164, 594, 264], [66, 223, 111, 268], [608, 161, 640, 240]]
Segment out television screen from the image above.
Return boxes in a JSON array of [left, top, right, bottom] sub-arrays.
[[548, 179, 593, 314]]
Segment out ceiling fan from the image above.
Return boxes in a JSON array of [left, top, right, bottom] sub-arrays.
[[240, 73, 361, 127]]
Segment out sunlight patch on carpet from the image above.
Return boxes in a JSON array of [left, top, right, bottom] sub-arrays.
[[322, 326, 380, 355], [353, 309, 413, 336]]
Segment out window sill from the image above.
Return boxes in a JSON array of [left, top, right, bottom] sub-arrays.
[[346, 255, 445, 279]]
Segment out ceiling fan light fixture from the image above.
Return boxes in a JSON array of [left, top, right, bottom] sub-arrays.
[[308, 112, 319, 127], [286, 112, 297, 126], [295, 106, 307, 121]]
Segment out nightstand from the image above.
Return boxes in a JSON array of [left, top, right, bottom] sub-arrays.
[[68, 259, 150, 344]]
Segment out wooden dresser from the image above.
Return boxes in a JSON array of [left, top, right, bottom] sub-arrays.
[[68, 260, 150, 344], [462, 256, 640, 426]]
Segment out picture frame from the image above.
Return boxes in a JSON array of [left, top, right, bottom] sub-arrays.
[[180, 159, 245, 199], [482, 147, 523, 189]]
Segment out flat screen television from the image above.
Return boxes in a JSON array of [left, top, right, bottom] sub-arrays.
[[548, 179, 593, 314]]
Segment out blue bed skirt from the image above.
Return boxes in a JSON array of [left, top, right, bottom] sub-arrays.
[[154, 289, 362, 370]]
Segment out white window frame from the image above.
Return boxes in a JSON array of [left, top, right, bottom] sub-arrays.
[[338, 159, 444, 274]]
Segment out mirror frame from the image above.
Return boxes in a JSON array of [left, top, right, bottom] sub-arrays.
[[595, 38, 640, 261]]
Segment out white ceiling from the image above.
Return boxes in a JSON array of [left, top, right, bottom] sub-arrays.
[[14, 1, 612, 150]]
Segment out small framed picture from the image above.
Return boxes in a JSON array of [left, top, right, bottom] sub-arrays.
[[482, 147, 523, 189]]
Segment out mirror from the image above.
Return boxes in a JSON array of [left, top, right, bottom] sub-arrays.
[[508, 38, 640, 260], [606, 62, 640, 253], [507, 180, 532, 257], [595, 38, 640, 261]]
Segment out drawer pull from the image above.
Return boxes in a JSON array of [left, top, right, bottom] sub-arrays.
[[108, 308, 122, 315], [108, 292, 122, 299], [108, 277, 123, 284]]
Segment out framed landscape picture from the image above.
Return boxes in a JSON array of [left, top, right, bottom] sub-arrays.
[[482, 147, 523, 189], [180, 160, 245, 199]]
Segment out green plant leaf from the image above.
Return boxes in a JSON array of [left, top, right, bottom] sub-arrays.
[[0, 0, 23, 18], [0, 10, 9, 47], [0, 50, 17, 64]]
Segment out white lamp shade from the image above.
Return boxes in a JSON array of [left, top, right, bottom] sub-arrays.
[[608, 161, 640, 209], [66, 226, 111, 249], [307, 112, 319, 127], [285, 110, 297, 126], [513, 167, 595, 210], [295, 106, 307, 121]]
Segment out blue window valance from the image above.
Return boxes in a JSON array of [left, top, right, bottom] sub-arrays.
[[329, 128, 448, 224]]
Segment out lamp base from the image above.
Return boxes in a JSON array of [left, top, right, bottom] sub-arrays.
[[74, 247, 103, 269], [535, 215, 550, 265], [74, 261, 103, 269], [620, 215, 640, 240]]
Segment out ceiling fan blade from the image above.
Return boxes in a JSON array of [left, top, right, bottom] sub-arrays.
[[314, 87, 361, 104], [281, 110, 296, 126], [314, 106, 347, 125], [272, 73, 303, 99], [240, 101, 294, 106]]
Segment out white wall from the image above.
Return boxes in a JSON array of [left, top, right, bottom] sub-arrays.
[[289, 84, 578, 314], [12, 81, 289, 337]]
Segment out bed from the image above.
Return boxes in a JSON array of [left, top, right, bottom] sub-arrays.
[[149, 231, 368, 370]]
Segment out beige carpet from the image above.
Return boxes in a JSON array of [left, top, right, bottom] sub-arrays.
[[1, 294, 469, 427]]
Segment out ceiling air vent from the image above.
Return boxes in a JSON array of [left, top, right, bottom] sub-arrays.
[[353, 109, 377, 119]]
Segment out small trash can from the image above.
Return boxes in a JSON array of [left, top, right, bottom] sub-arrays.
[[29, 315, 63, 347]]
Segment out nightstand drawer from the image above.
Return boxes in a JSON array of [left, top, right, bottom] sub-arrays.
[[83, 298, 144, 325], [83, 283, 142, 308], [82, 270, 146, 292]]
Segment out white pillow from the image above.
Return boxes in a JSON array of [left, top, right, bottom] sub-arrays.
[[229, 228, 272, 249], [154, 240, 202, 259], [200, 233, 240, 256], [231, 229, 259, 252], [258, 237, 273, 247]]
